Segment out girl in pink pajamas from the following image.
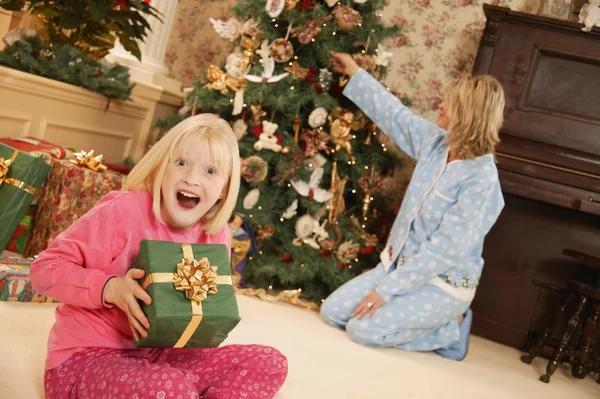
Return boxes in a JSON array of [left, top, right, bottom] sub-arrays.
[[31, 114, 288, 399]]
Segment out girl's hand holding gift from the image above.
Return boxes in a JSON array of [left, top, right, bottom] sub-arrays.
[[103, 268, 152, 342]]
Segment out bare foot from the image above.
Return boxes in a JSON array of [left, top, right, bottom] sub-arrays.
[[457, 314, 464, 325]]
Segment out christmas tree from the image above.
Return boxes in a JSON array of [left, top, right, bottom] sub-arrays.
[[171, 0, 406, 303]]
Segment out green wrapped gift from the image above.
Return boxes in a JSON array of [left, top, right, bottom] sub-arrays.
[[132, 240, 241, 348], [0, 143, 50, 252]]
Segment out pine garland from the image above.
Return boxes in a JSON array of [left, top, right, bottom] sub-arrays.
[[0, 35, 133, 100]]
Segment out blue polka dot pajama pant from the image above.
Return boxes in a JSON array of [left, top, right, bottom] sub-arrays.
[[321, 265, 470, 351]]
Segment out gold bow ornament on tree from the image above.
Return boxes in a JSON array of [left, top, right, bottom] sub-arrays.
[[70, 150, 107, 172], [0, 150, 38, 196]]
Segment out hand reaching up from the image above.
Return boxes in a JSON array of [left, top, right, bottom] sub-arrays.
[[330, 52, 360, 77]]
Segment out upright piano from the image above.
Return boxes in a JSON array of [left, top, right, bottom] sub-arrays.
[[471, 5, 600, 349]]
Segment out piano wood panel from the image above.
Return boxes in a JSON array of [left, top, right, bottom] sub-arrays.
[[471, 5, 600, 350]]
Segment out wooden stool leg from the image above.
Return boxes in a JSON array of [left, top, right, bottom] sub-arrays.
[[521, 292, 577, 364], [572, 299, 600, 379], [540, 295, 587, 383]]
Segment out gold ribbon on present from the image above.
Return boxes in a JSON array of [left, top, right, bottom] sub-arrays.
[[70, 150, 107, 171], [0, 150, 38, 196], [140, 244, 233, 348]]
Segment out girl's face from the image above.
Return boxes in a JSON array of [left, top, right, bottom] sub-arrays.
[[437, 101, 451, 130], [160, 137, 228, 229]]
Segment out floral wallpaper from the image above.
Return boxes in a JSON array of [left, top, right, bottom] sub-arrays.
[[381, 0, 541, 120]]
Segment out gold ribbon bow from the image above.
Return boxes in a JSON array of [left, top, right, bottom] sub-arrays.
[[173, 256, 219, 304], [70, 150, 107, 171], [140, 244, 232, 348], [0, 150, 38, 196]]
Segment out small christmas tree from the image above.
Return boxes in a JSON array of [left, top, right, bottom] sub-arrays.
[[172, 0, 407, 303]]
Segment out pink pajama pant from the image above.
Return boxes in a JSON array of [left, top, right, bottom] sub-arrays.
[[44, 344, 287, 399]]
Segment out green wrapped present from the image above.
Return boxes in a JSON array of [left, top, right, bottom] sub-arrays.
[[0, 143, 50, 252], [133, 240, 240, 348]]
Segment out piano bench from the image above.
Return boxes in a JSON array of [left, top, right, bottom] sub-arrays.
[[520, 280, 600, 384]]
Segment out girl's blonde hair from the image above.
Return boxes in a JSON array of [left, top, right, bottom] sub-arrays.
[[444, 74, 505, 160], [125, 114, 241, 235]]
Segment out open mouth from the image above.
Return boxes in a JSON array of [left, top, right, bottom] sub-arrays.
[[177, 191, 200, 209]]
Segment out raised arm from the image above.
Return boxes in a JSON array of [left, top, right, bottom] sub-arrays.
[[331, 52, 445, 160]]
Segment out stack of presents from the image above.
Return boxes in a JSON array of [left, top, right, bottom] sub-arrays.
[[0, 138, 242, 348], [0, 137, 129, 302]]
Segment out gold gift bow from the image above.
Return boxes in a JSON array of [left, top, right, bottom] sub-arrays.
[[0, 150, 38, 196], [70, 150, 107, 172], [140, 244, 233, 348]]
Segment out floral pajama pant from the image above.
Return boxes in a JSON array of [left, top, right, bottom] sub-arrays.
[[321, 264, 470, 351], [44, 344, 287, 399]]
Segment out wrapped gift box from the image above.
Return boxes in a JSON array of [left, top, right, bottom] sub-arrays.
[[0, 137, 72, 161], [24, 157, 127, 257], [0, 138, 70, 254], [0, 143, 51, 252], [132, 240, 240, 348], [0, 251, 57, 302]]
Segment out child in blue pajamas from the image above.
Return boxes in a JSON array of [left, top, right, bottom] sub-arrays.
[[321, 52, 506, 360]]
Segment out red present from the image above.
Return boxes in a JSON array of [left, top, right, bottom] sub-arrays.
[[24, 158, 127, 257], [0, 137, 73, 160]]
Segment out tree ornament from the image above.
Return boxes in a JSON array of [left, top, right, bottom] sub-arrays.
[[328, 111, 355, 161], [241, 37, 260, 74], [328, 161, 349, 225], [318, 68, 334, 91], [285, 0, 300, 10], [282, 253, 294, 263], [336, 241, 360, 263], [282, 199, 298, 219], [241, 156, 268, 184], [285, 62, 309, 79], [203, 65, 245, 94], [300, 128, 331, 158], [291, 16, 333, 44], [253, 121, 282, 152], [293, 117, 301, 145], [209, 17, 243, 41], [257, 225, 276, 241], [270, 38, 294, 63], [232, 119, 248, 141], [225, 52, 246, 78], [295, 214, 315, 239], [250, 105, 267, 126], [242, 19, 261, 38], [308, 107, 328, 128], [244, 40, 289, 84], [291, 167, 334, 203], [265, 0, 285, 18], [333, 5, 363, 32], [243, 188, 260, 209]]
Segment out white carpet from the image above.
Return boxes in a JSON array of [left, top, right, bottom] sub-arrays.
[[0, 295, 597, 399]]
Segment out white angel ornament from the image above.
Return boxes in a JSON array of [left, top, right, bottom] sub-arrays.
[[209, 17, 243, 41], [290, 167, 333, 203], [244, 40, 289, 84]]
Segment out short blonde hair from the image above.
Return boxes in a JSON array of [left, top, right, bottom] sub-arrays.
[[444, 74, 505, 159], [125, 114, 241, 235]]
